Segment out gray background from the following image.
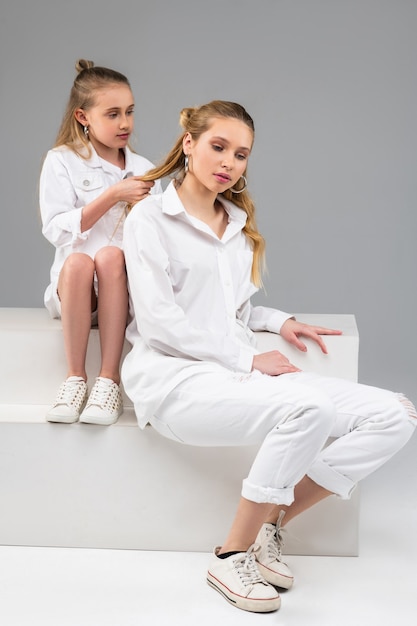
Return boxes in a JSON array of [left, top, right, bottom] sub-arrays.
[[1, 0, 416, 407]]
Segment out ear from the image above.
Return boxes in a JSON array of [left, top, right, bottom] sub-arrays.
[[182, 132, 193, 155], [74, 108, 88, 125]]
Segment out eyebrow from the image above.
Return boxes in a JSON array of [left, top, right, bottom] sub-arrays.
[[211, 135, 251, 153], [103, 104, 135, 112]]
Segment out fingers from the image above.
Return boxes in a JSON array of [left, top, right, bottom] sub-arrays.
[[305, 326, 342, 353], [313, 334, 328, 354], [274, 362, 301, 375], [137, 182, 153, 196], [132, 177, 155, 188], [306, 325, 342, 336], [289, 335, 308, 352], [291, 325, 342, 354], [141, 180, 155, 194], [127, 178, 154, 196], [298, 328, 328, 354], [125, 178, 154, 203], [285, 363, 301, 373]]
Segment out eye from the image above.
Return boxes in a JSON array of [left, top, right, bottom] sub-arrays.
[[127, 109, 135, 116], [108, 113, 118, 119], [236, 153, 247, 161], [212, 144, 223, 152]]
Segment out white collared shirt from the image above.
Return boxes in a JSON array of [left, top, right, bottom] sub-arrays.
[[39, 144, 162, 311], [122, 181, 292, 427]]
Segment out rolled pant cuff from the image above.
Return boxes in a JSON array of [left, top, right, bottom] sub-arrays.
[[307, 459, 356, 500], [241, 479, 294, 505]]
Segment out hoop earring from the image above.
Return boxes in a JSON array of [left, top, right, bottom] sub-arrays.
[[184, 155, 189, 174], [230, 175, 247, 194], [84, 125, 89, 138]]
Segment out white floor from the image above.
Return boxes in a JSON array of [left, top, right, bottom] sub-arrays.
[[1, 438, 416, 626]]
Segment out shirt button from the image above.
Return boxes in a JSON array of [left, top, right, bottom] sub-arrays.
[[83, 179, 90, 186]]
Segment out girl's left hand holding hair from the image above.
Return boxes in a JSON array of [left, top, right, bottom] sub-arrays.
[[80, 175, 154, 232]]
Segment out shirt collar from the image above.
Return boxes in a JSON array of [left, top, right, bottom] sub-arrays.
[[162, 180, 247, 227], [76, 144, 130, 175], [74, 143, 101, 168]]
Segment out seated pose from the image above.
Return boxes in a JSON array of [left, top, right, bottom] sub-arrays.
[[121, 100, 416, 613], [40, 59, 161, 426]]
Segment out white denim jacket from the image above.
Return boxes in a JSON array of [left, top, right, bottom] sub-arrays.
[[40, 144, 161, 316]]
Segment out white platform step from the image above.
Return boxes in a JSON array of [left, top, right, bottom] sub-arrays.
[[0, 308, 360, 555]]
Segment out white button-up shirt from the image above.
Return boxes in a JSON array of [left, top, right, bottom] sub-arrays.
[[40, 144, 162, 315], [122, 181, 292, 427]]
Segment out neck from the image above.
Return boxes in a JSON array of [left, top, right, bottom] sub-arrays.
[[177, 177, 228, 238], [90, 140, 125, 169], [177, 177, 218, 219]]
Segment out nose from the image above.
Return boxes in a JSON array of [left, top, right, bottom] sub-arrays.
[[119, 115, 129, 129], [221, 154, 232, 170]]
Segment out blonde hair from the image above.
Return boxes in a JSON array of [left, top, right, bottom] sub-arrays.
[[142, 100, 266, 287], [54, 59, 132, 158]]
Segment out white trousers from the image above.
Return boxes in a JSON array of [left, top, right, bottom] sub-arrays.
[[151, 370, 416, 505]]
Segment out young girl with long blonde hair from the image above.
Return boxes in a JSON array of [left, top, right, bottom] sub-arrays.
[[40, 59, 161, 425]]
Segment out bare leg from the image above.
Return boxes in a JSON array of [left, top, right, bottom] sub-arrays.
[[218, 498, 276, 554], [94, 247, 128, 385], [264, 475, 333, 525], [219, 477, 332, 554], [58, 253, 96, 381]]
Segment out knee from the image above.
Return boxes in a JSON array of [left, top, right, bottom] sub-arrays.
[[355, 393, 416, 454], [286, 390, 336, 435], [95, 247, 126, 279], [61, 253, 95, 284]]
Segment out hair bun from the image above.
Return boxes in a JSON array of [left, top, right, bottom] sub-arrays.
[[75, 59, 95, 73], [179, 107, 196, 129]]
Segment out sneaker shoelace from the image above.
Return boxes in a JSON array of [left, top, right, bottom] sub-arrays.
[[54, 380, 85, 408], [265, 511, 286, 562], [87, 378, 120, 410], [234, 545, 269, 588]]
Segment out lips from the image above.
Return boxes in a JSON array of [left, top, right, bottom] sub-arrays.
[[118, 134, 130, 140], [214, 173, 231, 184]]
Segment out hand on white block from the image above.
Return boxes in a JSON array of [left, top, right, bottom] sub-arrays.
[[279, 318, 343, 355]]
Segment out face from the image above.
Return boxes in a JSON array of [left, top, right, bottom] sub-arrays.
[[76, 84, 135, 154], [184, 117, 253, 194]]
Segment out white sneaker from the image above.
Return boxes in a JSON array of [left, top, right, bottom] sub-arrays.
[[46, 377, 88, 424], [207, 544, 281, 613], [79, 377, 123, 425], [255, 511, 294, 589]]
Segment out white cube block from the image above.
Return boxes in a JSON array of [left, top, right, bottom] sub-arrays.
[[0, 308, 359, 555]]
